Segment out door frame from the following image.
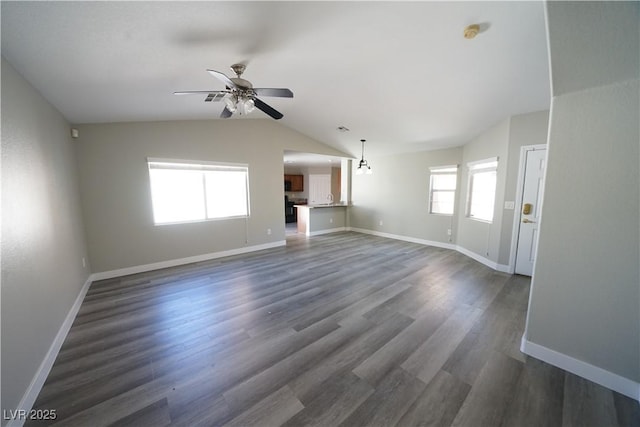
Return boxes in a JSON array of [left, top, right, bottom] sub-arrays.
[[508, 144, 547, 274]]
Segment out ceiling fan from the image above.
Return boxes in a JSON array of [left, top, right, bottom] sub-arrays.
[[174, 63, 293, 120]]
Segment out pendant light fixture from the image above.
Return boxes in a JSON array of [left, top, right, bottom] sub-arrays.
[[356, 139, 372, 175]]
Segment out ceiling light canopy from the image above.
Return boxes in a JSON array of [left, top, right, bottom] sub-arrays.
[[356, 139, 372, 175]]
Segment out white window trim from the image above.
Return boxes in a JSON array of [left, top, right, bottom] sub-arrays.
[[466, 157, 498, 223], [428, 165, 458, 216], [147, 158, 250, 225], [147, 157, 248, 171], [429, 165, 458, 173], [467, 157, 498, 171]]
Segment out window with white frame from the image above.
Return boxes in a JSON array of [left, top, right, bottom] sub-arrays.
[[147, 159, 249, 225], [466, 158, 498, 222], [429, 165, 458, 215]]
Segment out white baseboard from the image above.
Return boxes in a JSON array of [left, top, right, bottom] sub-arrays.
[[91, 240, 286, 281], [455, 245, 510, 273], [348, 227, 457, 251], [521, 336, 640, 402], [8, 275, 93, 427], [308, 227, 346, 236], [347, 227, 510, 272]]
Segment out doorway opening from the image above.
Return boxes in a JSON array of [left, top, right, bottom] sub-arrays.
[[283, 151, 349, 237]]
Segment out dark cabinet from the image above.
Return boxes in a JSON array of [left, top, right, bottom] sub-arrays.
[[284, 174, 304, 192]]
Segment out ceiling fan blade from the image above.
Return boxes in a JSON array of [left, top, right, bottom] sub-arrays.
[[174, 91, 228, 103], [207, 69, 238, 89], [205, 93, 226, 102], [220, 106, 233, 119], [254, 97, 283, 120], [174, 90, 220, 95], [253, 88, 293, 98]]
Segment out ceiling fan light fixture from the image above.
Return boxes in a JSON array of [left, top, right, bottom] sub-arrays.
[[242, 97, 255, 114], [224, 95, 238, 112]]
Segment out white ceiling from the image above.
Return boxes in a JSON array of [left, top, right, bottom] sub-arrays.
[[1, 1, 550, 159]]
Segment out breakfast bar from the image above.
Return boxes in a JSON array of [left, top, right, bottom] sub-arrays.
[[295, 204, 348, 236]]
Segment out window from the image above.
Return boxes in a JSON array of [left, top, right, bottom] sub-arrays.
[[147, 159, 249, 225], [429, 165, 458, 215], [466, 158, 498, 222]]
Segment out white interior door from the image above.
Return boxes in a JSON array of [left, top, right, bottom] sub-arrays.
[[515, 148, 546, 276], [309, 174, 332, 204]]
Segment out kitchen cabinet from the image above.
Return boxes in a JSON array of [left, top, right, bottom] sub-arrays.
[[284, 174, 304, 192]]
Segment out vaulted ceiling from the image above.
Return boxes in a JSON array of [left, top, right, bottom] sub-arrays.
[[1, 1, 550, 158]]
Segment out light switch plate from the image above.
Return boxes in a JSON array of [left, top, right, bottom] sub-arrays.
[[504, 201, 515, 210]]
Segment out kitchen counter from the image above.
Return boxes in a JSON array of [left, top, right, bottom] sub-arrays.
[[295, 204, 348, 235], [295, 203, 350, 209]]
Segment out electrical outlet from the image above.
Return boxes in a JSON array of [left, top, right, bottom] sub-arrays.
[[447, 229, 452, 236], [329, 218, 333, 223], [267, 228, 272, 235], [379, 220, 383, 226], [82, 257, 86, 268]]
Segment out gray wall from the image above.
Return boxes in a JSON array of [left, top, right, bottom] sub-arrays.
[[455, 118, 511, 263], [1, 58, 91, 420], [76, 120, 348, 273], [308, 207, 347, 233], [456, 112, 549, 267], [498, 110, 550, 265], [525, 1, 639, 383], [349, 147, 463, 245]]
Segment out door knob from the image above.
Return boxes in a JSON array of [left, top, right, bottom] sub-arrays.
[[522, 218, 537, 224]]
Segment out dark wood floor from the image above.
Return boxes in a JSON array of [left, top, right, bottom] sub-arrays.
[[29, 232, 639, 426]]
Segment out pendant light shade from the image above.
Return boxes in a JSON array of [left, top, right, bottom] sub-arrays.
[[356, 139, 372, 175]]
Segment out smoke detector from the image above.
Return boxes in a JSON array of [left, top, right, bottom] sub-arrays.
[[464, 24, 480, 39]]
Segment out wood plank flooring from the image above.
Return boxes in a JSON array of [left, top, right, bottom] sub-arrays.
[[27, 232, 639, 426]]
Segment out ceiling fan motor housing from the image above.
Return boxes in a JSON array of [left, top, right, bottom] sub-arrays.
[[231, 77, 253, 90]]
